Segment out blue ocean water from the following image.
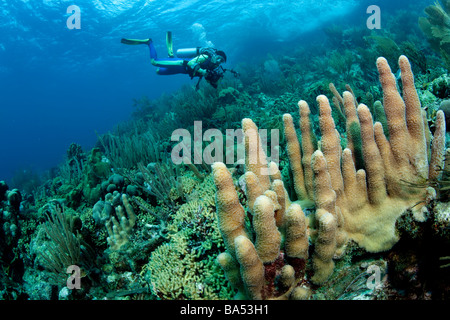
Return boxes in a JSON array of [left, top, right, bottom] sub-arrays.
[[0, 0, 430, 183]]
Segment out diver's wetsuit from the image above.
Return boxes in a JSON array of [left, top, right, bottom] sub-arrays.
[[148, 40, 215, 77], [148, 40, 189, 75]]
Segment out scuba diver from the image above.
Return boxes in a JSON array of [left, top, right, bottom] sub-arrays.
[[121, 32, 237, 89]]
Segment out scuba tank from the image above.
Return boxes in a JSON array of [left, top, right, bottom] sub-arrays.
[[166, 31, 200, 58], [176, 47, 201, 58], [167, 31, 218, 59]]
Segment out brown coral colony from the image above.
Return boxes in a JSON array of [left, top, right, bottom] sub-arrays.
[[213, 55, 447, 300]]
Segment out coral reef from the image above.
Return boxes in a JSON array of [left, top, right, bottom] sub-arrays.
[[2, 5, 450, 301], [419, 0, 450, 70]]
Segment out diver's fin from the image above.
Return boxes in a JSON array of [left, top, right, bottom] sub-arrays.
[[166, 31, 174, 57], [121, 38, 151, 45]]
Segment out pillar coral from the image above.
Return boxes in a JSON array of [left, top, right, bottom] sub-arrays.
[[105, 194, 137, 250], [214, 162, 311, 298], [213, 55, 447, 298], [284, 55, 446, 253], [213, 116, 311, 298]]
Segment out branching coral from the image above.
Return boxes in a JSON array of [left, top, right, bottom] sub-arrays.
[[105, 194, 137, 251]]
